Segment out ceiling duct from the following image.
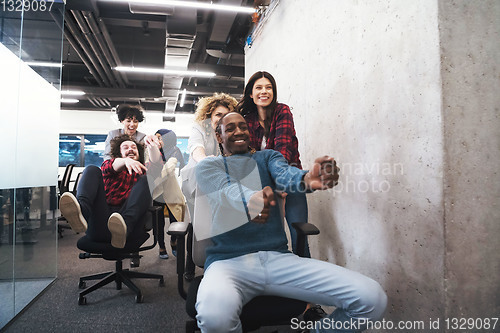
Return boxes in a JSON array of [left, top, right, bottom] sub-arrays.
[[206, 0, 246, 66], [162, 7, 197, 112], [208, 0, 242, 50]]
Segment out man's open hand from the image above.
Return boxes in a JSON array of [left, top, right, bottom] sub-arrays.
[[124, 157, 147, 175]]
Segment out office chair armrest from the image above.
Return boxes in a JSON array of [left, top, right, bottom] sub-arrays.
[[167, 222, 192, 299], [291, 222, 320, 236], [137, 206, 163, 252], [291, 222, 320, 258], [167, 221, 190, 236]]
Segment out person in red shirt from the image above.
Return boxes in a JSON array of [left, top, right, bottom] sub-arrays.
[[236, 71, 309, 256], [59, 134, 161, 248]]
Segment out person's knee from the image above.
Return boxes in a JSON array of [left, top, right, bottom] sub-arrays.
[[196, 311, 240, 333], [196, 298, 241, 332], [195, 283, 243, 332], [353, 278, 387, 320], [83, 165, 102, 180]]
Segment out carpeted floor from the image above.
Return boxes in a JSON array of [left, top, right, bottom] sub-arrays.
[[2, 229, 190, 332], [2, 229, 297, 333]]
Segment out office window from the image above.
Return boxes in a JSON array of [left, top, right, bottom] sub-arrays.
[[177, 137, 189, 164], [59, 134, 106, 167], [59, 135, 82, 166], [84, 135, 106, 166]]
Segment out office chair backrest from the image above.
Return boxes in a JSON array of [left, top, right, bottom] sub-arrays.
[[72, 171, 82, 195], [191, 189, 285, 268], [59, 163, 75, 194], [191, 192, 213, 267]]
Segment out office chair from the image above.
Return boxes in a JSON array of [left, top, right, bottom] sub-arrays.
[[168, 196, 320, 332], [76, 206, 165, 305], [57, 164, 75, 238], [59, 163, 75, 194], [72, 171, 82, 195]]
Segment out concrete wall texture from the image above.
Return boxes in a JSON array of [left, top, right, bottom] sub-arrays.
[[245, 0, 499, 329]]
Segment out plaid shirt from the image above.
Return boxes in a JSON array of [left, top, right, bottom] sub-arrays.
[[101, 159, 142, 206], [244, 103, 302, 169]]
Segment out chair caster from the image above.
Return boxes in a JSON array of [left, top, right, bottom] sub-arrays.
[[183, 272, 194, 282], [78, 296, 87, 305], [159, 278, 165, 287], [79, 281, 86, 289], [135, 294, 144, 303]]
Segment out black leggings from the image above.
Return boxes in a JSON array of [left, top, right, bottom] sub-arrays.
[[153, 201, 177, 249]]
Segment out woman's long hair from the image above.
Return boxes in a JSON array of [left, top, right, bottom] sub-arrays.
[[236, 71, 278, 137]]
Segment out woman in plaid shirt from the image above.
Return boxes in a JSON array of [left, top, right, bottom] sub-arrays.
[[236, 71, 310, 257]]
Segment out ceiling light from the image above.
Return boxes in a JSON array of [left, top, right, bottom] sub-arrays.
[[61, 90, 85, 96], [61, 98, 79, 104], [99, 0, 255, 14], [179, 88, 187, 107], [115, 66, 216, 78], [25, 61, 62, 68]]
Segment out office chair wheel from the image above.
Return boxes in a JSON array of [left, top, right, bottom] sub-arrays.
[[159, 278, 165, 287], [135, 294, 144, 303], [78, 296, 87, 305], [79, 281, 86, 289]]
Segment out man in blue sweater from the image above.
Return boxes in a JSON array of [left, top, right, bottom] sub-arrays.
[[195, 112, 387, 332]]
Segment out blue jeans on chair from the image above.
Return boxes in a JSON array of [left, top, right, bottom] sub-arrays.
[[196, 251, 387, 333], [285, 192, 311, 257], [76, 165, 151, 244]]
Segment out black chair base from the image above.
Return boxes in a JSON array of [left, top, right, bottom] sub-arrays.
[[76, 218, 165, 306], [78, 258, 164, 305]]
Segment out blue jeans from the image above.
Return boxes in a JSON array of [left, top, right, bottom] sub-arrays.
[[285, 192, 311, 257], [196, 251, 387, 333]]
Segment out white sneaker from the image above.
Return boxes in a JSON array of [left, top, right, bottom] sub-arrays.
[[108, 213, 127, 248], [59, 192, 87, 233], [159, 250, 169, 259]]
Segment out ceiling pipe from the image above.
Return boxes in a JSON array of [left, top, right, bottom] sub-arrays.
[[96, 17, 130, 85], [87, 98, 100, 107], [65, 13, 111, 86], [71, 10, 116, 87], [62, 28, 105, 87], [98, 97, 112, 107], [82, 11, 127, 89]]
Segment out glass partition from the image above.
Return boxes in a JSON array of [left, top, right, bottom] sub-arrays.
[[0, 0, 65, 329]]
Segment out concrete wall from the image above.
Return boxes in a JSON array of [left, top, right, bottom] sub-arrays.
[[438, 1, 500, 320], [246, 0, 499, 328]]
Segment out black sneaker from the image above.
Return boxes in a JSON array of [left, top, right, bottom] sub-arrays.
[[303, 304, 327, 322]]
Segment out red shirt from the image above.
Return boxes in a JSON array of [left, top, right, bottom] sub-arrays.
[[244, 103, 302, 169], [101, 159, 141, 206]]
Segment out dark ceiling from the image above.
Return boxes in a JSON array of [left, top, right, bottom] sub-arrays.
[[60, 0, 257, 113]]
